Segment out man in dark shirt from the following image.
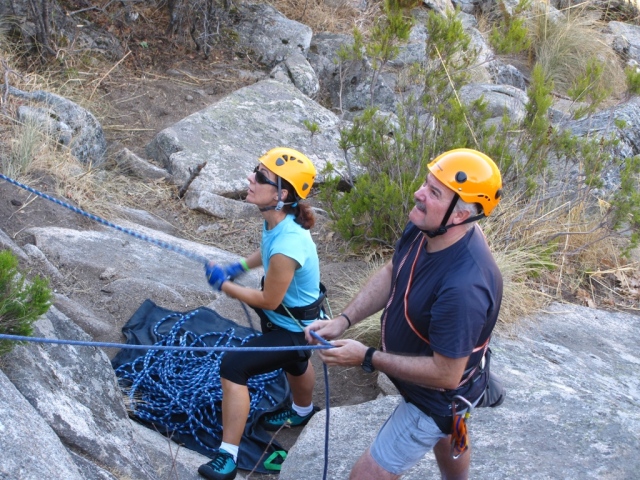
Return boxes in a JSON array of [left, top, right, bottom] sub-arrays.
[[306, 148, 503, 479]]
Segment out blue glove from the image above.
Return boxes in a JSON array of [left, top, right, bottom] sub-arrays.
[[205, 264, 227, 291], [224, 260, 250, 280]]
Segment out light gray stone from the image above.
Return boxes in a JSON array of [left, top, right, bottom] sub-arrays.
[[459, 83, 528, 123], [608, 21, 640, 63], [8, 87, 107, 166], [23, 243, 64, 282], [234, 3, 312, 67], [146, 79, 348, 202], [281, 303, 640, 479], [0, 228, 28, 262], [2, 307, 159, 479], [114, 147, 171, 181], [0, 369, 84, 480]]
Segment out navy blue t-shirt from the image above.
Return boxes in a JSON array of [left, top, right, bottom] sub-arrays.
[[382, 222, 503, 416]]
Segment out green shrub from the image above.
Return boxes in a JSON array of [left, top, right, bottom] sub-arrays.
[[625, 65, 640, 95], [567, 58, 611, 119], [489, 0, 532, 54], [0, 250, 52, 356]]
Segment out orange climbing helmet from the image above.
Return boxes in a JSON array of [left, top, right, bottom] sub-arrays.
[[259, 147, 316, 200], [427, 148, 502, 216]]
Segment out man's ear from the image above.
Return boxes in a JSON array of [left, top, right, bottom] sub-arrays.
[[452, 207, 472, 225]]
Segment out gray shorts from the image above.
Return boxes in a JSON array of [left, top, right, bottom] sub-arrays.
[[369, 398, 448, 475]]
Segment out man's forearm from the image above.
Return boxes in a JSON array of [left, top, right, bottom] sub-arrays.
[[372, 351, 469, 391]]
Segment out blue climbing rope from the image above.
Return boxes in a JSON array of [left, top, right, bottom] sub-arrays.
[[0, 332, 330, 352], [310, 331, 333, 480], [0, 173, 210, 265]]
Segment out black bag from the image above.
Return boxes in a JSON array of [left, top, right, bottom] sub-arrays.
[[476, 348, 506, 408]]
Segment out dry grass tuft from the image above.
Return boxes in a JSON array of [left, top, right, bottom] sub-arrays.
[[269, 0, 380, 34], [527, 2, 626, 98]]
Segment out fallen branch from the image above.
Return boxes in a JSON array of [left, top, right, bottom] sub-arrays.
[[89, 50, 132, 101]]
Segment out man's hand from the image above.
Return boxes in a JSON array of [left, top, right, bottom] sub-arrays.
[[305, 316, 349, 343], [316, 339, 369, 368], [205, 263, 227, 291]]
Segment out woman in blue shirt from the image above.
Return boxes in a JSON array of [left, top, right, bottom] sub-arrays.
[[199, 147, 323, 480]]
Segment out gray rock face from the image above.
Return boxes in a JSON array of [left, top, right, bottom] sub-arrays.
[[234, 3, 313, 67], [0, 369, 85, 480], [307, 32, 397, 118], [24, 223, 261, 341], [3, 307, 159, 479], [487, 61, 527, 91], [459, 83, 529, 123], [608, 21, 640, 63], [146, 79, 347, 206], [8, 87, 108, 166], [281, 303, 640, 479], [560, 96, 640, 160]]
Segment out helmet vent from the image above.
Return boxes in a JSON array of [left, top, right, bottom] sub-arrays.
[[275, 157, 285, 166], [455, 171, 467, 183]]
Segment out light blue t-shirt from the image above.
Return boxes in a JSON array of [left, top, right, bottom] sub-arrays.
[[261, 214, 321, 331]]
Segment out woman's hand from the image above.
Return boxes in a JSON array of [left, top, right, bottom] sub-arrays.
[[204, 262, 227, 291]]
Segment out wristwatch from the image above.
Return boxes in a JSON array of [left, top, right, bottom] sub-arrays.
[[361, 347, 377, 373]]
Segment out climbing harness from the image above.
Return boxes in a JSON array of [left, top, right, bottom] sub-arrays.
[[0, 172, 335, 479]]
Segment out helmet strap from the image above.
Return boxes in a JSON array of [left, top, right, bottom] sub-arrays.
[[259, 177, 295, 212], [420, 194, 487, 238]]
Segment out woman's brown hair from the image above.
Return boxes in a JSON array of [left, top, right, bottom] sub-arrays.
[[280, 178, 315, 230]]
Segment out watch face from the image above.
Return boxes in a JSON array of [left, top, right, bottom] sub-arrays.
[[361, 347, 376, 373], [361, 362, 375, 373]]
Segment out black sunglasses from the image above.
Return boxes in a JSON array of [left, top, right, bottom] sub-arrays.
[[253, 166, 278, 187]]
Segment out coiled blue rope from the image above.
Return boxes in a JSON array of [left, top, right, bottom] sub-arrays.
[[115, 310, 288, 455]]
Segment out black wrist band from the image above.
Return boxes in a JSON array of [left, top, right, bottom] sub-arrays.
[[339, 312, 352, 327]]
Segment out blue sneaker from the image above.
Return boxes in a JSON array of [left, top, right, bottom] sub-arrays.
[[198, 449, 237, 480], [261, 406, 319, 431]]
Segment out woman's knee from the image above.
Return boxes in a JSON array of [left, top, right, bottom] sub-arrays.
[[220, 354, 249, 385]]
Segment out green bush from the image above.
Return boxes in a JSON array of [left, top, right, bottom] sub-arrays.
[[0, 250, 52, 356], [489, 0, 532, 55], [625, 65, 640, 95], [567, 58, 611, 119]]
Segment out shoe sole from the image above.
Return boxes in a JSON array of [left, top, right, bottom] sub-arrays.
[[198, 463, 237, 480]]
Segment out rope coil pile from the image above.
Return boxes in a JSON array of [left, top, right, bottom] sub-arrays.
[[114, 310, 284, 454]]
